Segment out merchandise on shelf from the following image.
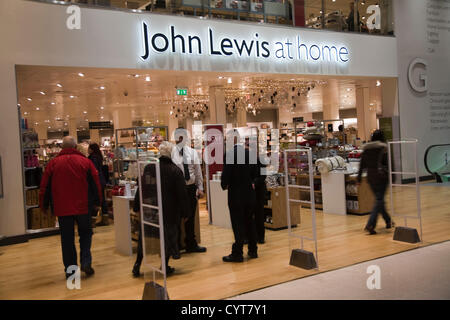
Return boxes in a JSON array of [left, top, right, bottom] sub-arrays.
[[315, 156, 346, 174], [22, 130, 39, 148]]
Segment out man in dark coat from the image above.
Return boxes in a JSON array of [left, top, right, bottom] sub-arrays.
[[39, 136, 102, 278], [132, 142, 189, 277], [221, 130, 259, 262], [358, 129, 394, 234]]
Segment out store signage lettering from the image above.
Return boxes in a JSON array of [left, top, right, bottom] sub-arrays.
[[140, 22, 349, 63]]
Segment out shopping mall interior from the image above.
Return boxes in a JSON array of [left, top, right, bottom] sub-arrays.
[[0, 0, 449, 301], [0, 64, 448, 300]]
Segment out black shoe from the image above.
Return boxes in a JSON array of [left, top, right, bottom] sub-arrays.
[[172, 253, 181, 260], [386, 220, 395, 229], [257, 239, 265, 244], [81, 265, 95, 277], [166, 266, 175, 275], [364, 226, 377, 235], [248, 252, 258, 259], [222, 254, 244, 263], [186, 245, 207, 253], [132, 263, 141, 278]]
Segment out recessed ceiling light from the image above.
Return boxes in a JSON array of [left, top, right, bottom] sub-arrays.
[[227, 78, 232, 84], [17, 103, 21, 107], [376, 80, 381, 87], [347, 88, 351, 92], [48, 126, 51, 129], [27, 98, 32, 101], [100, 116, 104, 120], [35, 122, 38, 125], [58, 129, 61, 131], [83, 111, 87, 114], [35, 107, 40, 111], [78, 73, 85, 77], [40, 91, 46, 95], [99, 86, 105, 90], [134, 74, 140, 78], [100, 106, 104, 109], [64, 123, 67, 126], [218, 76, 223, 79], [70, 95, 75, 99], [24, 112, 28, 115], [145, 76, 151, 82], [56, 83, 62, 88]]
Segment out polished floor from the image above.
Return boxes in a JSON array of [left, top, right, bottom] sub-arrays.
[[231, 240, 450, 300], [0, 183, 449, 300]]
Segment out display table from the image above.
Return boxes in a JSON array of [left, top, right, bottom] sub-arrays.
[[264, 186, 301, 230], [209, 180, 231, 229], [321, 171, 347, 215], [113, 195, 135, 256]]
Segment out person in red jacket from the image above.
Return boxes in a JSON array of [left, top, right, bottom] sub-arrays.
[[39, 136, 102, 278]]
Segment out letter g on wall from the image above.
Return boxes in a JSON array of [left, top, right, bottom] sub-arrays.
[[408, 58, 427, 93]]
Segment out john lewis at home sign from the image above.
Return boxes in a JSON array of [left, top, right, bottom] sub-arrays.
[[140, 22, 349, 64]]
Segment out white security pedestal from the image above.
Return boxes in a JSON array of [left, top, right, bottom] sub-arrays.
[[113, 195, 134, 256], [321, 171, 347, 215], [209, 180, 231, 229]]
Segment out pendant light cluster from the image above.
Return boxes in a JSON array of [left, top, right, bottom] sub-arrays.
[[164, 94, 210, 120]]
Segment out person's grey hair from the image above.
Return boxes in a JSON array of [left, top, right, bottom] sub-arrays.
[[62, 136, 77, 149], [159, 141, 174, 158]]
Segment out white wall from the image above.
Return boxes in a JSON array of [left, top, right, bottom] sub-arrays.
[[394, 0, 450, 176], [0, 0, 398, 237]]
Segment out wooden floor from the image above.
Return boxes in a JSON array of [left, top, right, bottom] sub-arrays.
[[0, 184, 449, 300]]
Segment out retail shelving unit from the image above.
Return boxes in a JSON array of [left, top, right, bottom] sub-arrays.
[[113, 126, 168, 182], [19, 108, 59, 238]]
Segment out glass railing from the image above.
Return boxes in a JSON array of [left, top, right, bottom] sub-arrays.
[[34, 0, 395, 36], [424, 143, 450, 182]]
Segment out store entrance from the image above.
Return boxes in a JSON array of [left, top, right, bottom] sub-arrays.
[[13, 64, 445, 300]]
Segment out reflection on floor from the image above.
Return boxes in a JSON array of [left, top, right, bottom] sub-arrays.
[[0, 184, 449, 299], [231, 241, 450, 300]]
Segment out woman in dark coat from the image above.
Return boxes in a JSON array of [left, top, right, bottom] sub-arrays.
[[357, 130, 394, 234], [132, 142, 189, 277], [88, 143, 108, 217]]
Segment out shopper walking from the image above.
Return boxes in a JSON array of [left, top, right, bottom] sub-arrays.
[[132, 142, 189, 277], [357, 129, 394, 235], [39, 136, 102, 278], [172, 128, 206, 254], [221, 130, 259, 262], [88, 143, 108, 223], [346, 2, 360, 32]]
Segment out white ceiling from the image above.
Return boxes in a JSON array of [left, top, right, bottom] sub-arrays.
[[16, 65, 384, 132]]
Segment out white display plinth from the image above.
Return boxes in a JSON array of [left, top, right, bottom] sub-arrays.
[[209, 180, 231, 229], [321, 171, 347, 215], [113, 195, 134, 256]]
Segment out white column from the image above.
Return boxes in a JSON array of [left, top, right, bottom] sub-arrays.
[[167, 114, 179, 142], [236, 108, 247, 127], [34, 124, 48, 145], [112, 109, 132, 145], [356, 87, 377, 142], [68, 119, 78, 143], [322, 79, 340, 120], [208, 87, 227, 125]]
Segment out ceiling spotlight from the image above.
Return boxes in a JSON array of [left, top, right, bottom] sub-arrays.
[[376, 80, 381, 87], [227, 78, 232, 84], [134, 74, 140, 78], [56, 83, 62, 88], [83, 111, 87, 114], [35, 107, 40, 111], [100, 106, 104, 110], [58, 129, 61, 132], [51, 102, 56, 105], [145, 76, 151, 82], [64, 123, 67, 126], [78, 72, 85, 77], [70, 95, 75, 99], [24, 112, 28, 115], [218, 76, 223, 79], [99, 86, 105, 90], [100, 116, 104, 120], [27, 98, 32, 101], [48, 126, 51, 129], [347, 88, 351, 92], [40, 91, 46, 95]]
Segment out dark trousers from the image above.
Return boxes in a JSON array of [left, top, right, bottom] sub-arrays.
[[100, 186, 108, 215], [58, 213, 93, 271], [366, 183, 392, 229], [135, 224, 173, 269], [229, 200, 257, 257], [183, 184, 198, 249], [254, 186, 266, 242]]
